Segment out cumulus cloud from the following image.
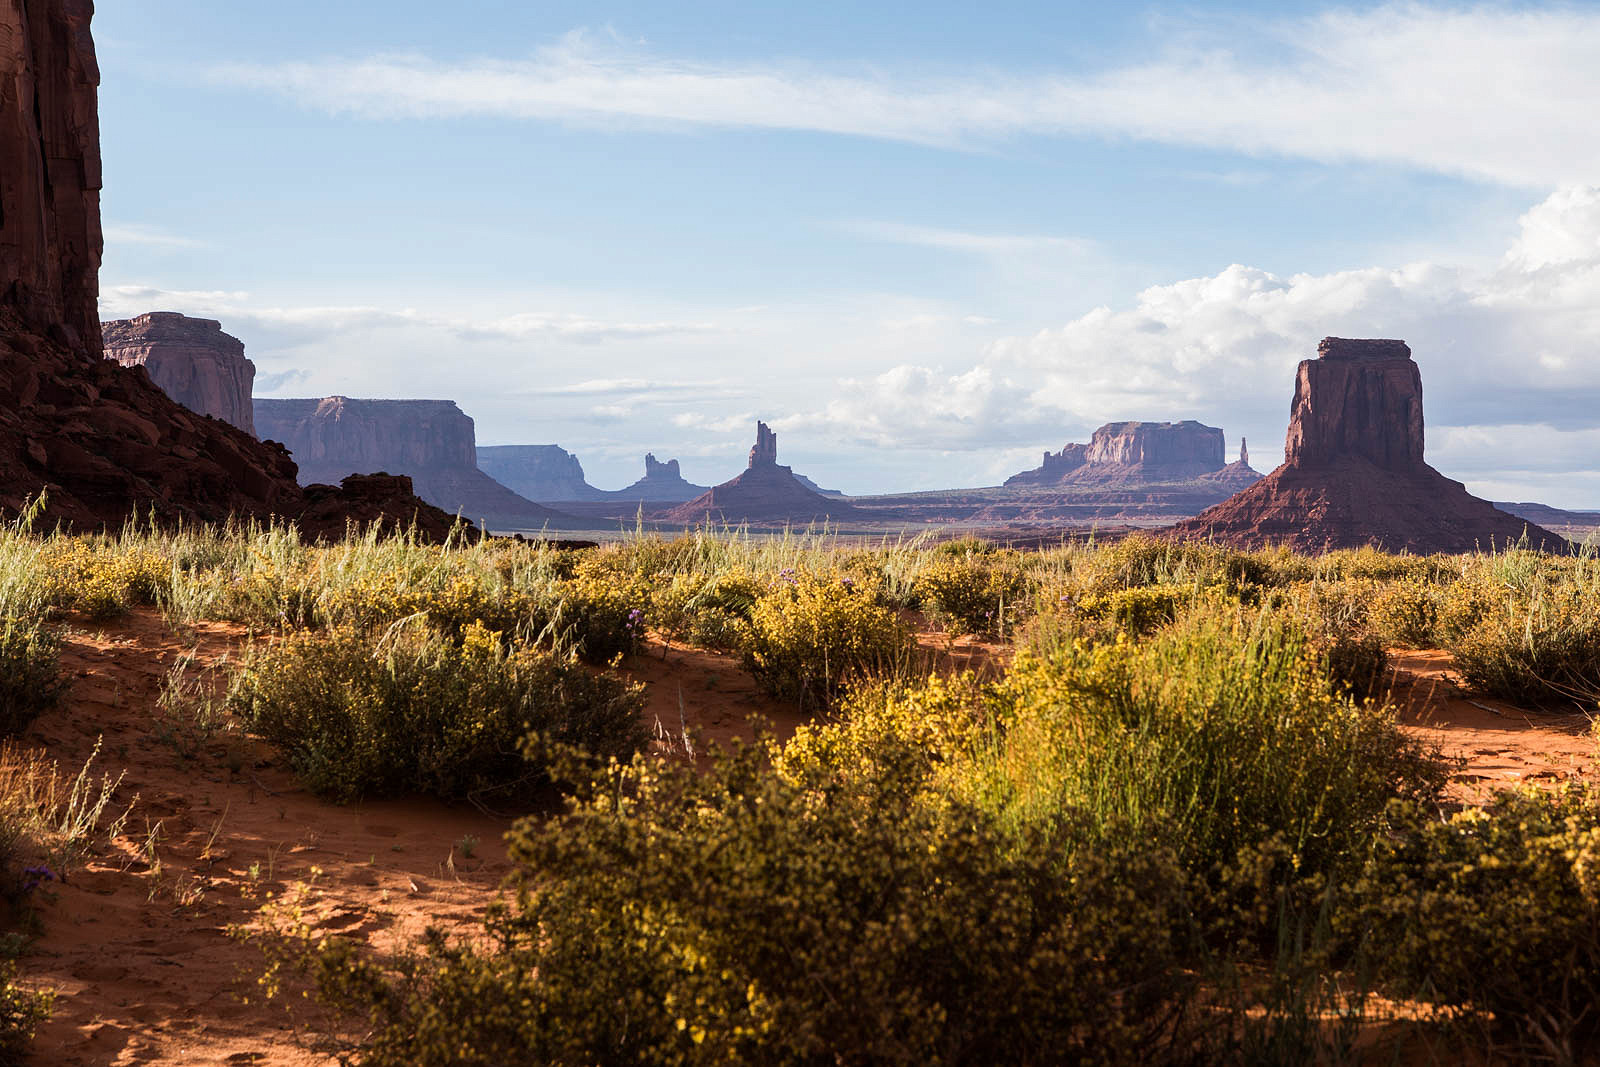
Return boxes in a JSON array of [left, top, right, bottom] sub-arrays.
[[798, 185, 1600, 503], [219, 7, 1600, 184]]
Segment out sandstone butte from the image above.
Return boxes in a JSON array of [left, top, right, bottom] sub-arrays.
[[1006, 420, 1261, 491], [1169, 337, 1568, 554], [477, 444, 607, 502], [103, 312, 256, 434], [667, 422, 865, 525], [0, 0, 459, 538], [254, 397, 576, 531]]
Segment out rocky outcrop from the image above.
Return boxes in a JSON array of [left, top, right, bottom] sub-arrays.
[[1170, 338, 1566, 554], [1005, 443, 1089, 487], [666, 422, 863, 525], [256, 397, 574, 530], [0, 2, 456, 536], [103, 312, 256, 433], [476, 444, 604, 502], [612, 453, 707, 503], [1, 0, 102, 354]]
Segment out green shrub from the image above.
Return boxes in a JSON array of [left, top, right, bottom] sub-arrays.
[[0, 619, 64, 737], [741, 570, 913, 707], [258, 739, 1205, 1066], [1343, 787, 1600, 1056], [953, 608, 1445, 878], [914, 552, 1031, 636], [231, 621, 648, 802], [1078, 583, 1191, 637]]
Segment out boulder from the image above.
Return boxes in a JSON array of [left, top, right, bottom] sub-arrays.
[[1169, 338, 1566, 553], [103, 312, 256, 433]]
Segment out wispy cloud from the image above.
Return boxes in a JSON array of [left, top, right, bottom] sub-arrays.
[[103, 223, 212, 251], [98, 285, 719, 345], [216, 7, 1600, 185], [842, 221, 1095, 257]]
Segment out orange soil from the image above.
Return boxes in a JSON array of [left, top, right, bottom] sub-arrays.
[[12, 611, 1591, 1065]]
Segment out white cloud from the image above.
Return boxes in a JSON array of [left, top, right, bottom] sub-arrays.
[[843, 221, 1095, 257], [800, 185, 1600, 504], [218, 7, 1600, 185]]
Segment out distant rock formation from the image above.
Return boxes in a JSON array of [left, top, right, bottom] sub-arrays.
[[256, 397, 574, 530], [0, 2, 452, 536], [613, 453, 708, 503], [1170, 338, 1566, 553], [795, 473, 846, 497], [103, 313, 256, 433], [1004, 421, 1255, 489], [666, 421, 864, 525], [1005, 443, 1090, 487], [476, 444, 604, 502]]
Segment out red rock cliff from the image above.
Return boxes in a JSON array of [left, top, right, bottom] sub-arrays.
[[1, 0, 102, 355], [1284, 338, 1424, 470], [103, 312, 256, 433]]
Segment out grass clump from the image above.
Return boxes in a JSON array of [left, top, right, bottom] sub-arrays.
[[0, 619, 65, 738], [1445, 568, 1600, 708], [231, 621, 648, 803], [741, 569, 913, 708]]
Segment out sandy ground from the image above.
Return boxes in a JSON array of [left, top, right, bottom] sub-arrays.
[[10, 610, 1592, 1064]]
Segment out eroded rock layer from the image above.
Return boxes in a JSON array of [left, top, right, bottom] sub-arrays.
[[476, 445, 604, 502], [1170, 337, 1565, 553], [103, 312, 256, 433]]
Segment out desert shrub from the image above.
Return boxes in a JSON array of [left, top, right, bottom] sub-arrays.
[[231, 621, 648, 802], [1274, 581, 1390, 701], [1078, 534, 1272, 597], [0, 961, 50, 1062], [914, 551, 1032, 636], [1342, 787, 1600, 1058], [742, 570, 913, 707], [317, 570, 541, 638], [951, 607, 1445, 879], [1077, 583, 1191, 638], [543, 561, 653, 662], [1446, 576, 1600, 708], [259, 738, 1204, 1066], [0, 620, 64, 737], [1365, 578, 1441, 649]]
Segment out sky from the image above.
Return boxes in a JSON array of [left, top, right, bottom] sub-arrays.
[[95, 1, 1600, 505]]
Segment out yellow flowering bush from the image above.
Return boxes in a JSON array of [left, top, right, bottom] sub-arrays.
[[0, 617, 64, 735], [1343, 787, 1600, 1054], [32, 539, 169, 620], [742, 569, 913, 707], [914, 551, 1032, 636]]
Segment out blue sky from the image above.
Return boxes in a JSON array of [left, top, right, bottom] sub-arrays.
[[95, 2, 1600, 504]]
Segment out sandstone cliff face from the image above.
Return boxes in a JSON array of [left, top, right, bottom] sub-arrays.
[[1170, 337, 1564, 554], [0, 2, 461, 536], [1284, 338, 1424, 470], [476, 444, 603, 502], [0, 0, 101, 355], [256, 397, 574, 530], [1005, 421, 1235, 488], [103, 312, 256, 433], [667, 422, 862, 525]]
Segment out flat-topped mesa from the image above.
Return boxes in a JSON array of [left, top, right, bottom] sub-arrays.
[[1082, 420, 1224, 470], [103, 312, 256, 434], [0, 0, 102, 356], [476, 444, 603, 502], [749, 422, 778, 468], [256, 397, 573, 529], [1285, 336, 1424, 471]]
